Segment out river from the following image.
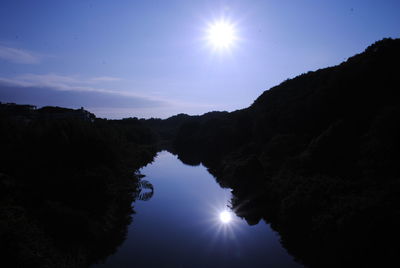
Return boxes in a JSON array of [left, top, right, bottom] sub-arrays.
[[94, 151, 303, 267]]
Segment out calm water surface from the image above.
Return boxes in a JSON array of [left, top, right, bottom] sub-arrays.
[[95, 151, 302, 268]]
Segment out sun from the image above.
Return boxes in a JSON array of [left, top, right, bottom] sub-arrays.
[[206, 20, 237, 50], [219, 210, 232, 224]]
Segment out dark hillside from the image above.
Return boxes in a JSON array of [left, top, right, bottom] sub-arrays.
[[0, 104, 158, 267], [165, 38, 400, 267]]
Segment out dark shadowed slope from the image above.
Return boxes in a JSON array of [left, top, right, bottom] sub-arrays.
[[157, 38, 400, 267], [0, 104, 158, 267]]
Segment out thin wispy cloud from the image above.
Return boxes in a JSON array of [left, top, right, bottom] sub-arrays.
[[0, 74, 143, 99], [2, 73, 120, 86], [89, 76, 122, 82], [0, 45, 42, 64], [0, 73, 216, 118]]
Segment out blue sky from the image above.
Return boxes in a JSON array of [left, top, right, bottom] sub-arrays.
[[0, 0, 399, 118]]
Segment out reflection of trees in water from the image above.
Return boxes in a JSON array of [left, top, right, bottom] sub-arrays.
[[173, 147, 400, 268], [0, 172, 155, 268], [0, 112, 157, 267], [136, 179, 154, 201], [222, 172, 400, 268], [90, 177, 154, 265]]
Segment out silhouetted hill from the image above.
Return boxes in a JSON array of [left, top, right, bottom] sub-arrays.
[[161, 38, 400, 267]]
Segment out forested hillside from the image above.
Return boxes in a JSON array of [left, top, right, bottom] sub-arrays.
[[156, 38, 400, 267], [0, 104, 157, 267]]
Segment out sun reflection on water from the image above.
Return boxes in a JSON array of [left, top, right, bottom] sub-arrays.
[[219, 210, 232, 224]]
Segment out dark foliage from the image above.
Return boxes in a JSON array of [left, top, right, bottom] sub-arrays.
[[0, 105, 157, 267], [161, 38, 400, 267]]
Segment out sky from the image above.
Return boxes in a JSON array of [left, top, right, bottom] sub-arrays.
[[0, 0, 399, 119]]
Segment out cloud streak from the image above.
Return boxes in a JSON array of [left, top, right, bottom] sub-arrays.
[[0, 45, 41, 64], [0, 73, 218, 118], [0, 74, 150, 99], [0, 73, 170, 112]]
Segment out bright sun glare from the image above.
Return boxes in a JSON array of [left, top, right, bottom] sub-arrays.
[[219, 210, 232, 223], [207, 20, 237, 49]]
